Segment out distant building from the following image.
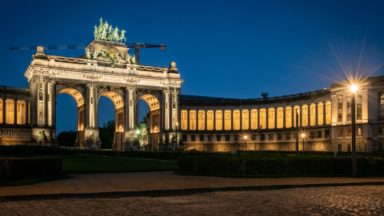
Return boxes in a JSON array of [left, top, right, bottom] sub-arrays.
[[179, 77, 384, 153]]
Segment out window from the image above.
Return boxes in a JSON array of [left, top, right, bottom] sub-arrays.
[[215, 110, 223, 130], [380, 93, 384, 119], [337, 96, 343, 122], [357, 95, 362, 120], [317, 131, 322, 138], [260, 134, 265, 141], [181, 110, 188, 130], [224, 110, 232, 130], [277, 133, 283, 140], [251, 134, 257, 141], [208, 135, 212, 141], [182, 135, 187, 142], [206, 110, 214, 130], [242, 109, 249, 130], [234, 135, 239, 141], [285, 133, 291, 140], [337, 128, 343, 137], [216, 135, 222, 141], [250, 109, 258, 129], [5, 99, 15, 124], [225, 135, 230, 141], [259, 108, 266, 129], [325, 101, 332, 124], [233, 110, 241, 130], [189, 110, 196, 130], [198, 110, 205, 130], [276, 107, 284, 129], [268, 134, 274, 140], [268, 108, 275, 129], [191, 135, 195, 141], [199, 134, 204, 141], [310, 103, 316, 126], [285, 106, 292, 128], [324, 130, 330, 138], [347, 97, 352, 121]]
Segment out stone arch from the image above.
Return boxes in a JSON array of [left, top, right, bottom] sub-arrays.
[[136, 91, 162, 150], [97, 89, 125, 150], [56, 87, 86, 146]]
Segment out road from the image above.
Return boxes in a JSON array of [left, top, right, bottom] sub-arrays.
[[0, 185, 383, 215]]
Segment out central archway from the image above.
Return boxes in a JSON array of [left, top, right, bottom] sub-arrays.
[[98, 90, 125, 151]]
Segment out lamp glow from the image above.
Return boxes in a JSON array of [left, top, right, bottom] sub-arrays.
[[350, 84, 359, 94], [301, 133, 306, 138]]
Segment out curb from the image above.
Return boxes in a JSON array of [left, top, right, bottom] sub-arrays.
[[1, 181, 384, 202]]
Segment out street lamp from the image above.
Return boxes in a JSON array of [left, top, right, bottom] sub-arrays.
[[243, 134, 248, 151], [300, 132, 306, 156], [349, 83, 359, 177]]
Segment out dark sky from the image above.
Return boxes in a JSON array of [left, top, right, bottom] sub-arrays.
[[1, 0, 384, 132]]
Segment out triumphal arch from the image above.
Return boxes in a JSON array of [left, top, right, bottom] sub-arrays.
[[24, 19, 183, 151]]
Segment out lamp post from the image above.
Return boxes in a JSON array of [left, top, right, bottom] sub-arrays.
[[350, 83, 358, 177], [301, 132, 306, 156], [243, 134, 248, 151]]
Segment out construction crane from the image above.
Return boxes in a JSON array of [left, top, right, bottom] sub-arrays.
[[9, 42, 167, 64]]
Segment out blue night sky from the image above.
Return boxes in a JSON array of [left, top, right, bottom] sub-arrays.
[[1, 0, 384, 133]]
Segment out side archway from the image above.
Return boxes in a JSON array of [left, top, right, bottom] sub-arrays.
[[56, 87, 86, 147]]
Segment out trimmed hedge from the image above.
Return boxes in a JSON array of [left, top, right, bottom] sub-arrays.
[[177, 155, 384, 177], [0, 157, 63, 181]]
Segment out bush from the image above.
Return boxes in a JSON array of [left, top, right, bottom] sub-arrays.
[[57, 131, 77, 147], [177, 155, 384, 177], [0, 157, 63, 181]]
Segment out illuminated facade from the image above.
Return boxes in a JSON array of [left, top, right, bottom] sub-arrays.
[[179, 77, 384, 153]]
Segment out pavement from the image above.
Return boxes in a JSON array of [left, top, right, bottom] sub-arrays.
[[1, 171, 384, 201]]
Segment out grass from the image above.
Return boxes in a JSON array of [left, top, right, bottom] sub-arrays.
[[62, 154, 177, 173]]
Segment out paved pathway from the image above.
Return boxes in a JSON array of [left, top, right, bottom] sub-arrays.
[[0, 171, 384, 197], [1, 185, 383, 215]]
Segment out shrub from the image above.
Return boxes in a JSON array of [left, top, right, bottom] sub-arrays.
[[177, 155, 384, 177], [0, 157, 63, 181]]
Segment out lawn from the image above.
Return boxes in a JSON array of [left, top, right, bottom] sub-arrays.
[[63, 154, 177, 173]]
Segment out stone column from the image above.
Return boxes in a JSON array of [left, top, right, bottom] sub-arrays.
[[171, 88, 179, 130], [47, 81, 56, 127], [283, 107, 286, 128], [127, 87, 136, 130], [86, 84, 97, 129], [323, 101, 326, 125], [26, 101, 29, 125], [162, 89, 170, 131], [14, 99, 17, 125]]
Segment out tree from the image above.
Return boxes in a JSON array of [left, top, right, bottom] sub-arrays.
[[99, 120, 115, 149]]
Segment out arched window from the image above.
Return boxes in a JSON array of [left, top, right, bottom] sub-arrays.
[[317, 102, 324, 125], [180, 110, 188, 130], [189, 110, 196, 130], [198, 110, 205, 130], [276, 107, 284, 129], [206, 110, 214, 130], [233, 110, 240, 130], [285, 106, 292, 128], [326, 100, 332, 124], [310, 103, 316, 126], [242, 109, 249, 130], [259, 108, 266, 129], [224, 110, 232, 130], [250, 109, 258, 129], [215, 110, 223, 130]]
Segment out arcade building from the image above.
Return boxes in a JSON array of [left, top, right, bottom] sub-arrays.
[[1, 20, 384, 153]]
